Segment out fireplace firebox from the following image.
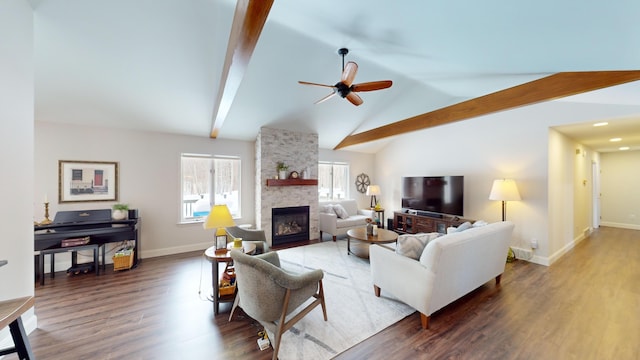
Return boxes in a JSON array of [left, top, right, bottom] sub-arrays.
[[272, 206, 310, 246]]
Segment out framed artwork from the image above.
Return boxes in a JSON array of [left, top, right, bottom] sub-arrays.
[[58, 160, 119, 203]]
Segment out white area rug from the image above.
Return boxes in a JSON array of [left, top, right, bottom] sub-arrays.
[[271, 240, 415, 360]]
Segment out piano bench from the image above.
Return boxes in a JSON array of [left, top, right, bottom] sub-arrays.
[[0, 296, 35, 359], [37, 244, 100, 286]]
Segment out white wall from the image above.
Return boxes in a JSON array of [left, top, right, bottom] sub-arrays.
[[600, 150, 640, 229], [0, 0, 36, 344], [34, 122, 256, 260], [376, 101, 640, 265], [547, 129, 601, 264]]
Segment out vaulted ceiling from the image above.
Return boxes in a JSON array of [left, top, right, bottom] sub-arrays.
[[32, 0, 640, 153]]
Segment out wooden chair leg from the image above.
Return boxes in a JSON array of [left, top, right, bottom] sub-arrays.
[[373, 285, 381, 297], [420, 313, 430, 329], [317, 280, 327, 321], [495, 273, 502, 285], [332, 235, 336, 242], [271, 290, 292, 360]]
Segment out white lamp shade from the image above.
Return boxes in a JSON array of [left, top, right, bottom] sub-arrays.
[[489, 179, 521, 201], [366, 185, 381, 196]]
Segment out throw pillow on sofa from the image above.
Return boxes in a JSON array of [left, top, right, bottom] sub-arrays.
[[455, 221, 473, 232], [395, 232, 442, 260], [332, 204, 349, 219], [320, 204, 335, 215]]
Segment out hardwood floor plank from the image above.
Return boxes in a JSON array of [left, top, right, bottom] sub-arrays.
[[6, 227, 640, 359]]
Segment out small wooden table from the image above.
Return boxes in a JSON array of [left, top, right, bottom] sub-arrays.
[[346, 227, 398, 259], [204, 242, 256, 315], [372, 208, 385, 229]]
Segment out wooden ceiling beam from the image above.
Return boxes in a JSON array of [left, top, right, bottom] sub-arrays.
[[210, 0, 274, 138], [334, 71, 640, 149]]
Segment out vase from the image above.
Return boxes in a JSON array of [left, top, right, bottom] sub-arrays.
[[112, 209, 127, 220], [278, 170, 287, 179]]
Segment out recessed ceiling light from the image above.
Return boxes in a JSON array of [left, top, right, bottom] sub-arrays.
[[593, 122, 608, 127], [610, 137, 622, 142], [619, 146, 630, 151]]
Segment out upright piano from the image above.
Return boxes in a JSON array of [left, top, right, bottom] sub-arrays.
[[34, 209, 140, 270]]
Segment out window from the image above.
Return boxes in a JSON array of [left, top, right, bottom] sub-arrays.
[[181, 154, 241, 222], [318, 162, 349, 201]]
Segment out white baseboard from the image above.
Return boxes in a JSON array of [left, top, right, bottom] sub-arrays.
[[599, 222, 640, 231], [39, 242, 213, 274], [140, 242, 211, 259]]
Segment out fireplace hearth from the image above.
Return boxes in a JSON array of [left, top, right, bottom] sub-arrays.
[[272, 206, 310, 246]]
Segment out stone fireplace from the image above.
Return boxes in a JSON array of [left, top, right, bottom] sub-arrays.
[[272, 206, 310, 246], [256, 127, 319, 246]]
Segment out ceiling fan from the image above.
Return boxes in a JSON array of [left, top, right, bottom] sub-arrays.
[[298, 48, 392, 106]]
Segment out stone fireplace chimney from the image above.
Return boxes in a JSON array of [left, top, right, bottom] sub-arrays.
[[256, 127, 319, 246]]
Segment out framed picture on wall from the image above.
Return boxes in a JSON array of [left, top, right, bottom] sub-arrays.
[[58, 160, 119, 203]]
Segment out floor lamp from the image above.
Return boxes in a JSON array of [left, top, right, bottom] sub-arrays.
[[489, 179, 521, 262], [489, 179, 521, 221]]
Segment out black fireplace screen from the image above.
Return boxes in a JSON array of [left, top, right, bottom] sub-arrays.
[[272, 206, 309, 245]]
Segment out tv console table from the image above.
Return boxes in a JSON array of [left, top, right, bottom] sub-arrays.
[[392, 211, 469, 235]]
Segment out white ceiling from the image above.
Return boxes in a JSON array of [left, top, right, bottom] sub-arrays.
[[31, 0, 640, 153]]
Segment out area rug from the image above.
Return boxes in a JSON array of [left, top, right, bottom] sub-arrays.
[[270, 240, 415, 360]]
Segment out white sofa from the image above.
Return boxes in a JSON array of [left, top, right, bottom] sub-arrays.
[[319, 199, 374, 241], [370, 221, 515, 329]]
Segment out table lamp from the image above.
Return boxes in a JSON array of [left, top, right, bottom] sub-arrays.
[[488, 179, 521, 221], [203, 204, 236, 254], [366, 185, 381, 209]]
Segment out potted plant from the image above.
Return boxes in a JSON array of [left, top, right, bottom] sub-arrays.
[[277, 162, 288, 179], [112, 203, 129, 220]]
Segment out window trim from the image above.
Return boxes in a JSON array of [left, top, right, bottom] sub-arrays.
[[180, 153, 242, 224], [318, 161, 350, 201]]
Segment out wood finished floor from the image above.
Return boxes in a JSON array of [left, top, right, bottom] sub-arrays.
[[8, 226, 640, 359]]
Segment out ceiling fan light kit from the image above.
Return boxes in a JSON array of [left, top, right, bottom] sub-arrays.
[[299, 48, 392, 106]]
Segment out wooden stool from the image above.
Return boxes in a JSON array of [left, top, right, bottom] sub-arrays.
[[0, 296, 35, 359]]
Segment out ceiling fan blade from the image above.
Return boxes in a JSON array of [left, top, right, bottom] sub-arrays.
[[352, 80, 393, 92], [341, 61, 358, 86], [346, 92, 363, 106], [314, 91, 337, 104], [298, 81, 335, 88]]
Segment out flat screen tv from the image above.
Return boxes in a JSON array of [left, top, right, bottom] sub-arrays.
[[401, 176, 464, 216]]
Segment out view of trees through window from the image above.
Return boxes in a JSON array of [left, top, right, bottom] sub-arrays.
[[318, 162, 349, 200], [181, 155, 241, 221]]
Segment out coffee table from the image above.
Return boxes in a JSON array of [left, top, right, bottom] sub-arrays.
[[204, 242, 256, 315], [346, 227, 398, 259]]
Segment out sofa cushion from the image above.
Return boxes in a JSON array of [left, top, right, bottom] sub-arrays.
[[455, 221, 472, 232], [335, 215, 369, 229], [333, 204, 349, 219], [396, 232, 442, 260], [320, 204, 335, 214]]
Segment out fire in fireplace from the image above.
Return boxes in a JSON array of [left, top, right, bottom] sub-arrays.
[[272, 206, 310, 245]]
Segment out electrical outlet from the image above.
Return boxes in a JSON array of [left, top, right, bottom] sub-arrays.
[[530, 238, 538, 249]]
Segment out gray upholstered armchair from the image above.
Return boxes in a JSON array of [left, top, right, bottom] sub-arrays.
[[225, 226, 270, 254], [229, 250, 327, 360]]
